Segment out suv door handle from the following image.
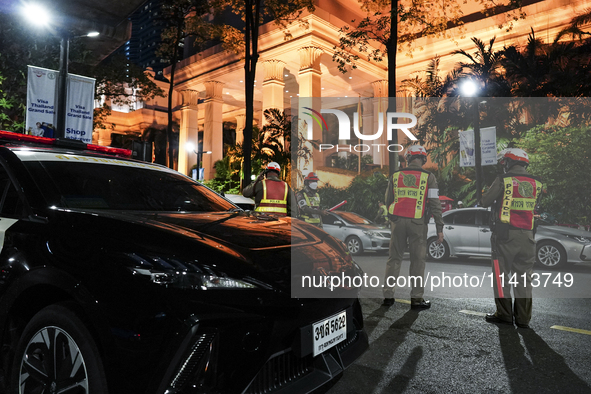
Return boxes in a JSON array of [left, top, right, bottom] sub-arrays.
[[480, 229, 490, 232], [446, 226, 454, 229]]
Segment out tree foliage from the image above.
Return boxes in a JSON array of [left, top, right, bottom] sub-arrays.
[[318, 171, 389, 220], [156, 0, 214, 168], [518, 125, 591, 225], [0, 12, 164, 133], [213, 0, 314, 187]]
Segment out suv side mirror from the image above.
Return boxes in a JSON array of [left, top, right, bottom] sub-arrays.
[[334, 220, 344, 227]]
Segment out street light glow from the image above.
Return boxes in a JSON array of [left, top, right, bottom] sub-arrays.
[[22, 3, 51, 28], [185, 141, 196, 153], [86, 31, 100, 37], [460, 79, 479, 97]]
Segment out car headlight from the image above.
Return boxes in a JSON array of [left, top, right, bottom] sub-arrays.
[[568, 235, 591, 244], [363, 230, 378, 238], [126, 253, 258, 290]]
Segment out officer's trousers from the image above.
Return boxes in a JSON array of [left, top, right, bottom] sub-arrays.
[[492, 229, 536, 325], [383, 217, 427, 302]]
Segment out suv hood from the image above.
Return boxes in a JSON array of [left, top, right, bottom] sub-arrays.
[[80, 210, 319, 249]]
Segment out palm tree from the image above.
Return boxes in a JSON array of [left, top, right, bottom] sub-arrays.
[[261, 108, 291, 180], [451, 37, 511, 97]]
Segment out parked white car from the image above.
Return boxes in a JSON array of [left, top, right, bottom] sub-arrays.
[[427, 208, 591, 269], [322, 211, 391, 255]]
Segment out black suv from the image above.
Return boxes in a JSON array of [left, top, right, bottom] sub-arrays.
[[0, 132, 368, 393]]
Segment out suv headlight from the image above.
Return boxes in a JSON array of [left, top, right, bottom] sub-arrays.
[[126, 253, 258, 290]]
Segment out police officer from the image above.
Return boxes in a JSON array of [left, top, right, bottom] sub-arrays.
[[374, 201, 388, 226], [481, 148, 543, 329], [383, 145, 444, 308], [243, 162, 296, 216], [296, 172, 325, 227]]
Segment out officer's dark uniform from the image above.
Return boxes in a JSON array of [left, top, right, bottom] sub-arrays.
[[481, 164, 543, 328], [383, 161, 444, 307], [243, 173, 296, 216]]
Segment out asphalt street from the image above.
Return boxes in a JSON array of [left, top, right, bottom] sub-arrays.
[[324, 254, 591, 394]]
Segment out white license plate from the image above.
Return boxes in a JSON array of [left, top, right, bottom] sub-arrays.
[[312, 310, 347, 356]]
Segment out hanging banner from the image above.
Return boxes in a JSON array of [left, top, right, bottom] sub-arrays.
[[459, 129, 475, 167], [480, 126, 497, 166], [65, 74, 95, 144], [25, 66, 58, 137]]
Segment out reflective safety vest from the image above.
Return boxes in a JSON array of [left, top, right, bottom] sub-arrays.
[[255, 179, 288, 216], [388, 170, 430, 219], [301, 192, 321, 224], [499, 175, 543, 230]]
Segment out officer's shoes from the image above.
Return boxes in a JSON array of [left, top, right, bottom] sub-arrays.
[[410, 300, 431, 310], [485, 313, 513, 325], [516, 322, 530, 329], [382, 298, 395, 307]]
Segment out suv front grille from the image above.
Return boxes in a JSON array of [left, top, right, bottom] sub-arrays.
[[245, 350, 313, 394]]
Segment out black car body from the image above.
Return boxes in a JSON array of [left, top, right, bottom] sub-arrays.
[[0, 133, 368, 393]]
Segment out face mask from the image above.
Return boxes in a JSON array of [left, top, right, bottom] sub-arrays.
[[309, 182, 318, 190]]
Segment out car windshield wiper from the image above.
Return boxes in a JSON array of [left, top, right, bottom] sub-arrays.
[[227, 207, 243, 213]]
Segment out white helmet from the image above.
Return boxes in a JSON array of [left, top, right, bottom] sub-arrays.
[[266, 162, 281, 173], [405, 145, 428, 163], [498, 148, 529, 166]]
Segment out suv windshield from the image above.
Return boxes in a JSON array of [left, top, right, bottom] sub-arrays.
[[21, 153, 234, 212]]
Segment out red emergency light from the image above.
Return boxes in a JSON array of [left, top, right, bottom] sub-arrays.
[[0, 130, 132, 158]]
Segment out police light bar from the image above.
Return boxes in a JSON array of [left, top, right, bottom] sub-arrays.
[[0, 130, 132, 158]]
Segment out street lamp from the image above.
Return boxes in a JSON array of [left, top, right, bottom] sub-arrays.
[[185, 142, 211, 180], [21, 4, 99, 139], [460, 79, 483, 204]]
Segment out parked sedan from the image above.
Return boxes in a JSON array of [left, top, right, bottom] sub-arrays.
[[322, 211, 391, 255], [224, 193, 255, 210], [0, 131, 368, 394], [427, 208, 591, 269]]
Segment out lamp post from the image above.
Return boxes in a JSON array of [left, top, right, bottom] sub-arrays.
[[22, 4, 99, 139], [185, 142, 211, 180], [460, 79, 483, 203]]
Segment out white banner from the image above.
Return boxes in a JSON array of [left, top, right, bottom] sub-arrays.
[[459, 127, 497, 167], [480, 126, 497, 166], [65, 74, 95, 143], [459, 129, 475, 167], [25, 66, 58, 137]]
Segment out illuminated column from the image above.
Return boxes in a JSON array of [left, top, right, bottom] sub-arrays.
[[262, 59, 286, 121], [203, 81, 224, 180], [298, 47, 323, 172], [372, 80, 388, 167], [178, 89, 200, 176], [361, 97, 373, 165], [235, 114, 246, 145], [298, 47, 323, 98]]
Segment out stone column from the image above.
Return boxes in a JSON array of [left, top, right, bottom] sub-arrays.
[[235, 114, 246, 145], [262, 60, 286, 121], [361, 97, 374, 168], [298, 47, 323, 172], [178, 89, 200, 176], [203, 81, 224, 180], [298, 47, 323, 98], [371, 80, 388, 167]]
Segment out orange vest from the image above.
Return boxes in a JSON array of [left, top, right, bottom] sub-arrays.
[[499, 175, 543, 230], [255, 179, 288, 216], [388, 169, 430, 219]]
